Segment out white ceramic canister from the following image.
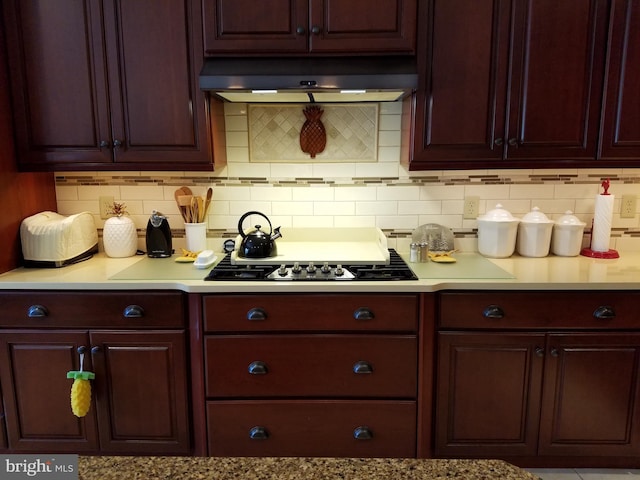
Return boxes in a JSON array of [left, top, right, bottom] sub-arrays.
[[517, 206, 554, 257], [551, 210, 586, 256], [477, 204, 520, 258], [103, 215, 138, 258]]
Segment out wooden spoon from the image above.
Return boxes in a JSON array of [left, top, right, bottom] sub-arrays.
[[174, 187, 193, 221], [197, 196, 204, 222], [203, 187, 213, 219], [190, 196, 199, 224]]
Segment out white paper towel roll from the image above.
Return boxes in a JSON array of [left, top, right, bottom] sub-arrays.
[[591, 194, 614, 252]]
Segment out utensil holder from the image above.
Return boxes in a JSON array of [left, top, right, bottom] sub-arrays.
[[185, 222, 207, 252]]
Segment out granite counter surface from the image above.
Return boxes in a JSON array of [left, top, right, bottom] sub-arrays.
[[78, 456, 539, 480]]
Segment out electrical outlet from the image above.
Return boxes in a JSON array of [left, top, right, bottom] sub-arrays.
[[99, 196, 114, 219], [621, 194, 637, 218], [463, 196, 480, 219]]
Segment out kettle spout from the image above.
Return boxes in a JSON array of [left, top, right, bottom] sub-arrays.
[[271, 226, 283, 241]]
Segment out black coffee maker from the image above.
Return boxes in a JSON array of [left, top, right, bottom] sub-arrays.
[[146, 210, 172, 257]]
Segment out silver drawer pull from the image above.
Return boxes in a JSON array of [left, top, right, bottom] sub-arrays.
[[123, 305, 144, 318], [354, 307, 374, 321], [353, 361, 373, 374], [248, 361, 268, 375], [249, 426, 269, 440], [353, 426, 373, 440], [593, 305, 615, 320], [482, 305, 505, 319], [247, 308, 267, 321], [27, 304, 48, 318]]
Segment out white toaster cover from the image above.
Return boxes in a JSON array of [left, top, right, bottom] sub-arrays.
[[20, 211, 98, 262]]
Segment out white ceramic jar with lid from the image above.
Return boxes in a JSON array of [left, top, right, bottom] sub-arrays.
[[552, 210, 586, 256], [517, 206, 554, 257], [477, 204, 520, 258]]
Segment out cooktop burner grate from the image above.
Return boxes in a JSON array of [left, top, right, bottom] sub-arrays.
[[204, 249, 418, 281]]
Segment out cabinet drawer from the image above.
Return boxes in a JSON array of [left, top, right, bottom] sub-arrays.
[[205, 334, 417, 398], [439, 291, 640, 329], [0, 291, 185, 328], [207, 400, 416, 457], [203, 294, 418, 332]]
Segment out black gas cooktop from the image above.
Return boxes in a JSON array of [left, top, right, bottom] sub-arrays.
[[204, 249, 418, 281]]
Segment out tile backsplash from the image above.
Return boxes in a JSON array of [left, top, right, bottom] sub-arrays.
[[55, 101, 640, 254]]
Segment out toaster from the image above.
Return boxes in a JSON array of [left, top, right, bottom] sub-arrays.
[[20, 211, 98, 268]]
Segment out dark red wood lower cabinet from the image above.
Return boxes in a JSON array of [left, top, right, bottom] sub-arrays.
[[538, 334, 640, 457], [0, 331, 100, 452], [435, 331, 640, 459], [0, 329, 190, 454], [435, 332, 545, 457], [207, 400, 416, 458], [91, 331, 191, 454]]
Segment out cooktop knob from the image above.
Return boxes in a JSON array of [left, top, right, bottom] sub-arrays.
[[335, 264, 344, 276], [321, 262, 331, 274], [292, 262, 302, 274], [306, 262, 317, 274], [278, 264, 288, 276]]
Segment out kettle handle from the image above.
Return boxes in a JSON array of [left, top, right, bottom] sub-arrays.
[[238, 211, 272, 238]]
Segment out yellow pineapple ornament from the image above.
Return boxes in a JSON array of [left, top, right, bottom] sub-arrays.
[[67, 348, 95, 417]]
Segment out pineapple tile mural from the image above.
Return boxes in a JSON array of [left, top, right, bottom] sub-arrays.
[[248, 104, 379, 162]]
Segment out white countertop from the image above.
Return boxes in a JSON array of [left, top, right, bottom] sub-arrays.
[[2, 250, 640, 292]]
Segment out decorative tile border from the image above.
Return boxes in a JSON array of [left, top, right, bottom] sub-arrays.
[[55, 171, 640, 187]]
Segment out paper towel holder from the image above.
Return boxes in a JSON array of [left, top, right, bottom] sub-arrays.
[[580, 219, 619, 258], [580, 179, 619, 259]]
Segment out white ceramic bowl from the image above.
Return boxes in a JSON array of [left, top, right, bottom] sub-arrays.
[[517, 207, 553, 257], [477, 204, 520, 258]]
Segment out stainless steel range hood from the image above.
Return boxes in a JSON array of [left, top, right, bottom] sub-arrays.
[[199, 56, 417, 103]]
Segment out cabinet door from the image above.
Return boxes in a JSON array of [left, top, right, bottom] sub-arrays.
[[90, 330, 190, 454], [506, 0, 608, 162], [104, 0, 211, 167], [538, 333, 640, 456], [599, 0, 640, 161], [310, 0, 417, 53], [4, 0, 211, 171], [203, 0, 308, 54], [3, 0, 113, 168], [0, 380, 7, 450], [0, 331, 99, 452], [435, 332, 545, 457], [412, 0, 511, 168]]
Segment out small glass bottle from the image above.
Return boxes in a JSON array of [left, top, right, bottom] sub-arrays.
[[410, 243, 420, 263], [419, 242, 429, 262]]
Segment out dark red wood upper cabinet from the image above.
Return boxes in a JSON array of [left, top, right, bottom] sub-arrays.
[[412, 0, 512, 166], [599, 0, 640, 162], [203, 0, 309, 53], [3, 0, 212, 171], [411, 0, 609, 170], [310, 0, 417, 54], [203, 0, 417, 55], [506, 0, 608, 163]]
